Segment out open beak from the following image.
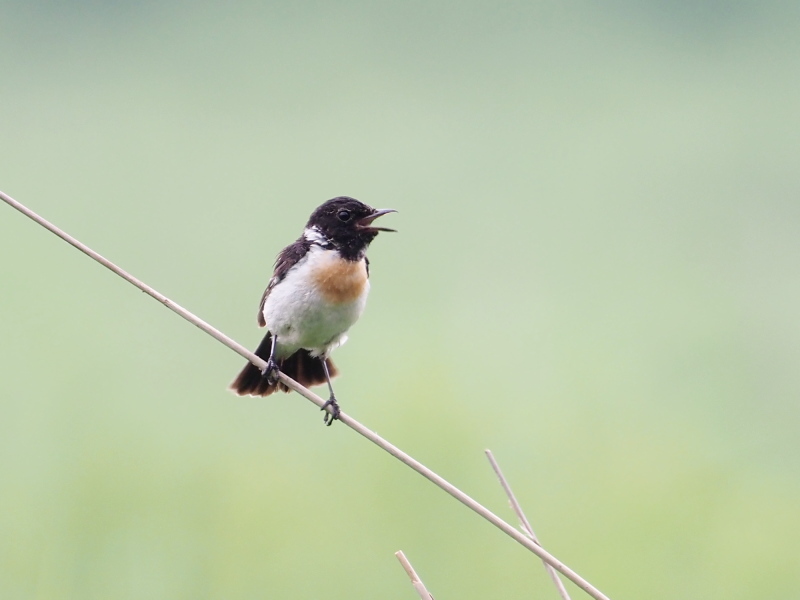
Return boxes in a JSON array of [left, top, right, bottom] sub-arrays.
[[357, 208, 397, 232]]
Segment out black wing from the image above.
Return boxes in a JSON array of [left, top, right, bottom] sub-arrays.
[[257, 237, 310, 327]]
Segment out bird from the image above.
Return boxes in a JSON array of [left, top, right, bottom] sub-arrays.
[[229, 196, 396, 425]]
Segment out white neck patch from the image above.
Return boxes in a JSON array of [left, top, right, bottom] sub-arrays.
[[303, 226, 330, 246]]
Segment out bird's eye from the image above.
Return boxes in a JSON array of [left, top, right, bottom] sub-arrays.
[[337, 210, 351, 222]]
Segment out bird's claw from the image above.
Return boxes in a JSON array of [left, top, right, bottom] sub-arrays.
[[260, 359, 280, 385], [321, 397, 341, 426]]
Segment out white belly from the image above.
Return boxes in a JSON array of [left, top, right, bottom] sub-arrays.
[[262, 247, 370, 358]]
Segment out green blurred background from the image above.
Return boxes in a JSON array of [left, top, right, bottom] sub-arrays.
[[2, 1, 799, 598]]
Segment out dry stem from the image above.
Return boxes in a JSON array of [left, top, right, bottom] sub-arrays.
[[486, 449, 572, 600], [1, 190, 611, 600], [395, 551, 434, 600]]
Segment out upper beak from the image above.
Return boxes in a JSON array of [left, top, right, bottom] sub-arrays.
[[357, 208, 397, 232]]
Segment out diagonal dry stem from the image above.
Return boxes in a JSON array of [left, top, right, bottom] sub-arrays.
[[395, 551, 435, 600], [0, 190, 611, 600], [486, 449, 572, 600]]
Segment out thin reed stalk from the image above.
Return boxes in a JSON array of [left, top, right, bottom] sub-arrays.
[[486, 449, 573, 600], [395, 551, 435, 600], [1, 190, 611, 600]]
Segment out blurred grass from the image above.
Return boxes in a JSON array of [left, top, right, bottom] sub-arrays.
[[2, 1, 800, 599]]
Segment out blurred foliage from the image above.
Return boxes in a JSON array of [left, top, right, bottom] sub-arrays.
[[2, 1, 799, 599]]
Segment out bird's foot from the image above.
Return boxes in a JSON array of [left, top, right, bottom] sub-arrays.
[[259, 359, 280, 386], [321, 396, 341, 426]]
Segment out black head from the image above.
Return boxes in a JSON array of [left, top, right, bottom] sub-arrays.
[[304, 196, 396, 259]]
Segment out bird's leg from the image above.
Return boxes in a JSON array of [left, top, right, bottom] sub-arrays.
[[259, 333, 280, 385], [320, 358, 341, 426]]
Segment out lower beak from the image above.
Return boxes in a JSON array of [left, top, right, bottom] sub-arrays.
[[357, 208, 397, 232]]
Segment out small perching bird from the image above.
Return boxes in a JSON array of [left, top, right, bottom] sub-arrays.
[[229, 197, 396, 425]]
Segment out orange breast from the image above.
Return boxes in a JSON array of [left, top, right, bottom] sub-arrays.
[[312, 255, 369, 304]]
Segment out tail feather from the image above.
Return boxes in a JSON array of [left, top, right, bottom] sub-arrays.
[[229, 332, 338, 397]]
